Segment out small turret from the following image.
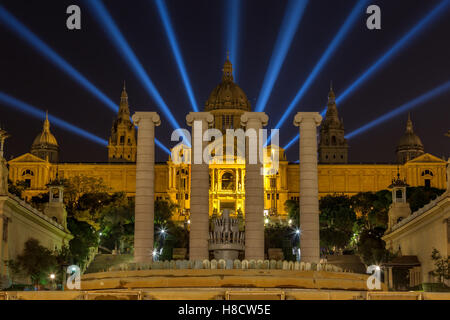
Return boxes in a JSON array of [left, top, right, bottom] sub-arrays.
[[318, 82, 349, 163], [44, 171, 68, 230], [108, 83, 137, 162], [396, 113, 424, 163], [387, 170, 411, 230]]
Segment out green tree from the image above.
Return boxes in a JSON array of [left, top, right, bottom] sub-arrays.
[[63, 175, 110, 207], [407, 187, 445, 212], [99, 194, 135, 253], [67, 218, 99, 269], [264, 223, 296, 261], [284, 199, 299, 227], [3, 259, 22, 286], [319, 195, 356, 254], [30, 192, 49, 211], [7, 179, 29, 199], [429, 248, 449, 284], [15, 238, 58, 287], [152, 200, 187, 260], [356, 227, 392, 265]]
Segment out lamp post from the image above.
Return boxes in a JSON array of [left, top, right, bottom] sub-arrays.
[[49, 273, 56, 290]]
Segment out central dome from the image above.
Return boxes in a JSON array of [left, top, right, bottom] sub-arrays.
[[205, 57, 251, 112], [397, 115, 424, 149], [32, 113, 58, 148]]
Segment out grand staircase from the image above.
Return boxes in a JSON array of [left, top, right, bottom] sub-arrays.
[[84, 254, 133, 274]]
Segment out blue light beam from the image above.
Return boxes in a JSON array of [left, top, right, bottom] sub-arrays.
[[225, 0, 241, 80], [345, 81, 450, 139], [275, 0, 370, 128], [0, 5, 170, 154], [283, 133, 300, 150], [85, 0, 182, 130], [154, 0, 199, 112], [0, 5, 117, 113], [284, 80, 450, 149], [322, 0, 450, 116], [155, 138, 171, 155], [255, 0, 308, 112], [284, 0, 450, 150], [0, 92, 108, 146]]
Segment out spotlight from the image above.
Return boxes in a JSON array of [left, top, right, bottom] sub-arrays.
[[255, 0, 309, 112], [0, 5, 171, 155], [0, 5, 117, 112], [322, 0, 450, 115], [154, 0, 199, 112], [155, 138, 171, 155], [273, 0, 370, 127], [49, 274, 55, 280], [285, 80, 450, 148], [345, 81, 450, 139], [295, 229, 300, 235], [283, 133, 299, 150], [225, 0, 241, 80], [264, 218, 269, 224], [0, 92, 108, 146], [85, 0, 182, 131]]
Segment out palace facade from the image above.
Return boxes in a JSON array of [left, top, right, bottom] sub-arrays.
[[8, 58, 447, 221]]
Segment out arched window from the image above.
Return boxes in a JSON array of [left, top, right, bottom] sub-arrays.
[[22, 169, 34, 176], [421, 170, 433, 176], [396, 189, 403, 199], [221, 172, 234, 190], [331, 136, 337, 145]]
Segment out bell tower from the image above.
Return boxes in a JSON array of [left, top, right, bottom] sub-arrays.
[[44, 173, 68, 230], [387, 171, 411, 230], [318, 83, 348, 163], [108, 83, 137, 162]]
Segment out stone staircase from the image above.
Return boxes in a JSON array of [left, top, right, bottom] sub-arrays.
[[84, 254, 133, 274]]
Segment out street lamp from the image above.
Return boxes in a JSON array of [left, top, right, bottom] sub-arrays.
[[49, 273, 56, 290]]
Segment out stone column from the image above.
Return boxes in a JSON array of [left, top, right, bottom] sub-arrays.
[[132, 112, 161, 263], [186, 112, 214, 260], [446, 158, 450, 192], [294, 112, 322, 263], [241, 112, 268, 260]]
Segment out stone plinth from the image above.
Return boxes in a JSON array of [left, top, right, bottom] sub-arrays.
[[132, 112, 161, 263], [241, 112, 268, 260], [294, 112, 322, 263], [186, 112, 214, 260]]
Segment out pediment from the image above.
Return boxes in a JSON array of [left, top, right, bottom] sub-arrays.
[[8, 153, 48, 164], [406, 153, 446, 164]]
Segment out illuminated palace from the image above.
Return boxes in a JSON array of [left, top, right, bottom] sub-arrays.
[[8, 58, 447, 221]]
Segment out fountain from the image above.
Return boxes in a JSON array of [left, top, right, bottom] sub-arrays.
[[208, 209, 244, 260]]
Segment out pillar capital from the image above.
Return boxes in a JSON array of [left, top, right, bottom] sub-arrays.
[[132, 112, 161, 127], [293, 112, 322, 127], [186, 112, 214, 127], [240, 112, 269, 128]]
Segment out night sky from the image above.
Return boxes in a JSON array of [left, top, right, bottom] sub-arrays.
[[1, 0, 449, 163]]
